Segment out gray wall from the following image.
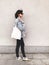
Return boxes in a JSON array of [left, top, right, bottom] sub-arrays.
[[0, 0, 49, 46]]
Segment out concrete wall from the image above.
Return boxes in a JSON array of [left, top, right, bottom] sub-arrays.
[[0, 0, 49, 46]]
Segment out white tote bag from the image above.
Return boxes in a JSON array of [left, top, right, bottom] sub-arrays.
[[11, 26, 21, 40]]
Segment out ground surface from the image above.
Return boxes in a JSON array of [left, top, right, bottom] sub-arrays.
[[0, 54, 49, 65]]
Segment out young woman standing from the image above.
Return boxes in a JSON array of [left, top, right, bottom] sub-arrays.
[[15, 10, 29, 61]]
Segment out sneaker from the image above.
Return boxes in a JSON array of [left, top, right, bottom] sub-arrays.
[[22, 57, 30, 61], [17, 57, 22, 60]]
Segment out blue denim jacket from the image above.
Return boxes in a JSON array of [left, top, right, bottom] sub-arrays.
[[15, 18, 25, 38]]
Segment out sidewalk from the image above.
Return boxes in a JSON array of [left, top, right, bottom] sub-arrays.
[[0, 54, 49, 65]]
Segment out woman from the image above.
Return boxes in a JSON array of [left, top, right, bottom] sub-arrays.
[[15, 10, 29, 61]]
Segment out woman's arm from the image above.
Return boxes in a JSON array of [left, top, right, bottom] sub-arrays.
[[17, 22, 22, 31], [15, 19, 24, 31]]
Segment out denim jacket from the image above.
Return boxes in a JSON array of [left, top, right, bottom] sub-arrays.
[[15, 18, 25, 38]]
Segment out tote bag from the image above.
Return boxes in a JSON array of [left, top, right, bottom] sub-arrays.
[[11, 26, 21, 40]]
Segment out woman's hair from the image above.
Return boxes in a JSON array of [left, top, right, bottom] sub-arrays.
[[15, 10, 23, 18]]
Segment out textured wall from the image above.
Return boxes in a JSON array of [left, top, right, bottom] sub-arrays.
[[0, 0, 49, 46]]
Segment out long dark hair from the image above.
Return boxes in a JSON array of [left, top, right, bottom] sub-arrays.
[[15, 10, 23, 18]]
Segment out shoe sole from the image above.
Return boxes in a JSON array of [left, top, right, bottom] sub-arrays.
[[22, 59, 31, 61]]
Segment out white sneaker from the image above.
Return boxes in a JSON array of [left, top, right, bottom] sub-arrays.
[[22, 57, 30, 61], [17, 57, 22, 60]]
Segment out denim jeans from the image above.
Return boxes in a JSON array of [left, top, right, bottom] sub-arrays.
[[16, 38, 26, 57]]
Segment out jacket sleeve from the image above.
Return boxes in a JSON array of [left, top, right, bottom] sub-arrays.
[[15, 19, 24, 31], [17, 22, 25, 31]]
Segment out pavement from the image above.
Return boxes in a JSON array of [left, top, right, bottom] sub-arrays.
[[0, 54, 49, 65]]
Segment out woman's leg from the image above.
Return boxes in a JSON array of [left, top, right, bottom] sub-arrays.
[[21, 38, 26, 57], [16, 39, 21, 57]]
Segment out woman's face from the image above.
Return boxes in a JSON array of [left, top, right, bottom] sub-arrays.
[[19, 13, 23, 18]]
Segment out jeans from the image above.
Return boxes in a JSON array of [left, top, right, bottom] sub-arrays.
[[16, 38, 26, 57]]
